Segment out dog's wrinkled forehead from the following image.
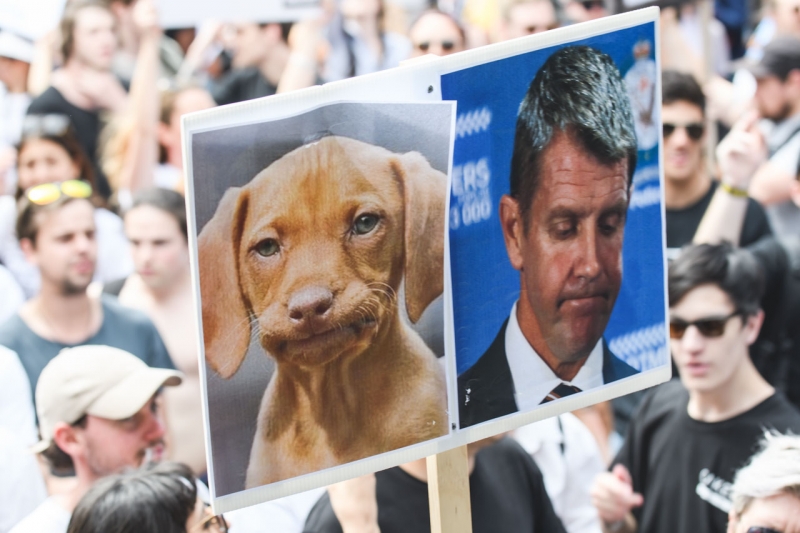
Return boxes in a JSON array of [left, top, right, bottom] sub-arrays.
[[246, 136, 403, 216]]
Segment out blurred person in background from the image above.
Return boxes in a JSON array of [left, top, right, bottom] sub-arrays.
[[0, 191, 174, 397], [67, 462, 227, 533], [322, 0, 411, 82], [498, 0, 559, 41], [0, 31, 34, 193], [113, 189, 207, 477], [209, 22, 293, 106], [10, 346, 182, 533], [745, 36, 800, 237], [662, 71, 771, 259], [0, 115, 132, 298], [26, 0, 162, 201], [25, 0, 125, 200], [408, 9, 466, 58]]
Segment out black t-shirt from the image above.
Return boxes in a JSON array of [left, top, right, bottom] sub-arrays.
[[26, 87, 111, 200], [209, 67, 277, 107], [303, 438, 567, 533], [614, 379, 800, 533], [666, 180, 772, 254]]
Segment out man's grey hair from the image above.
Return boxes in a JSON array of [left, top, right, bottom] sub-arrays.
[[509, 45, 637, 231], [731, 431, 800, 516]]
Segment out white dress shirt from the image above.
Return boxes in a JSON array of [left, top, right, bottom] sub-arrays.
[[505, 302, 604, 412]]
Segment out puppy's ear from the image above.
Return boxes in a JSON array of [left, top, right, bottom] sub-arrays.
[[392, 152, 447, 323], [198, 187, 251, 378]]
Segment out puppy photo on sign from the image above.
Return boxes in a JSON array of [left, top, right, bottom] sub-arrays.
[[189, 102, 454, 496]]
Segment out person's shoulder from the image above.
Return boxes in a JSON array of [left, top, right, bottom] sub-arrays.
[[8, 497, 70, 533], [632, 379, 688, 426], [26, 87, 64, 113], [753, 391, 800, 430], [100, 294, 155, 330], [0, 312, 29, 347]]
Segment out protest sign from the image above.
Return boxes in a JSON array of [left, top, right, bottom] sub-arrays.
[[0, 0, 66, 41], [157, 0, 321, 29], [183, 7, 668, 513]]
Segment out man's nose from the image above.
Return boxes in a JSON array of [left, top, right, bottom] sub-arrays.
[[143, 409, 166, 441], [575, 227, 602, 280], [680, 324, 706, 353]]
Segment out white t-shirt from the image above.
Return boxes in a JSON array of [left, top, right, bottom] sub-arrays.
[[514, 414, 605, 533], [8, 497, 70, 533]]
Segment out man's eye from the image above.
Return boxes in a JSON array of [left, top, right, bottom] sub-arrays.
[[551, 222, 576, 239], [352, 214, 379, 235], [255, 239, 279, 257], [599, 213, 623, 235]]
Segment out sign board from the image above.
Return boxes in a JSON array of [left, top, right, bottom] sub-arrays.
[[157, 0, 322, 29], [182, 7, 670, 513], [0, 0, 66, 41]]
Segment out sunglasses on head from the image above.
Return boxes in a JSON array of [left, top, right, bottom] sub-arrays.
[[524, 23, 559, 33], [663, 122, 705, 141], [669, 310, 742, 339], [747, 528, 782, 533], [581, 0, 604, 9], [21, 114, 72, 139], [25, 180, 92, 206], [415, 40, 455, 52]]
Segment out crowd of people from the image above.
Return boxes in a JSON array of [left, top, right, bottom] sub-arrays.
[[2, 0, 800, 531]]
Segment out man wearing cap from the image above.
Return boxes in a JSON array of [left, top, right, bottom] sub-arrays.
[[746, 35, 800, 237], [9, 345, 183, 533]]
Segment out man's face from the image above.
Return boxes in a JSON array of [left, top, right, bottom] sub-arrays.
[[409, 13, 465, 57], [125, 205, 189, 291], [232, 23, 269, 68], [71, 6, 117, 71], [755, 75, 794, 121], [501, 131, 628, 366], [670, 284, 759, 394], [77, 395, 166, 478], [504, 1, 558, 40], [729, 493, 800, 533], [27, 199, 97, 295], [662, 100, 705, 184]]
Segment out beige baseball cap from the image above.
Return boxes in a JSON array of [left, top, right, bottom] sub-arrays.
[[33, 345, 183, 453]]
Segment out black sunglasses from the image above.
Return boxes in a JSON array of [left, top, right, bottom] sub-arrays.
[[581, 0, 604, 9], [663, 122, 705, 141], [669, 310, 742, 339], [747, 528, 782, 533], [416, 40, 455, 52]]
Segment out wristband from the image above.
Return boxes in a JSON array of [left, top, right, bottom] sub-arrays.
[[719, 181, 749, 198]]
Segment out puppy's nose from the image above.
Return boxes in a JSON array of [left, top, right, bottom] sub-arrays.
[[288, 287, 334, 323]]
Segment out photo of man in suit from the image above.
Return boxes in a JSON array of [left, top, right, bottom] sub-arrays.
[[458, 45, 641, 429]]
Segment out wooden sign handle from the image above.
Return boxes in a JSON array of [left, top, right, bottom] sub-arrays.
[[426, 445, 473, 533]]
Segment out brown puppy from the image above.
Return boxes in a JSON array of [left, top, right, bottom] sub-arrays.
[[198, 136, 448, 487]]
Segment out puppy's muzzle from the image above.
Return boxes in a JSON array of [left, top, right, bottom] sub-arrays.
[[288, 286, 334, 329]]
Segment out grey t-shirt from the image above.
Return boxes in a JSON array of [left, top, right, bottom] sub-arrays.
[[0, 295, 176, 401]]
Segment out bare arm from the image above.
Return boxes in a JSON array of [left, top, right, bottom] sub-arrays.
[[328, 474, 381, 533], [277, 19, 327, 94], [109, 0, 161, 195], [693, 111, 767, 245]]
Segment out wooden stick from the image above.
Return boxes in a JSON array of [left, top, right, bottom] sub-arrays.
[[427, 445, 473, 533]]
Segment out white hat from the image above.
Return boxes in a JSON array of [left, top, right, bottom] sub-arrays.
[[0, 31, 34, 63], [33, 345, 183, 453]]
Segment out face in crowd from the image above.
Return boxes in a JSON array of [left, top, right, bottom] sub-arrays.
[[662, 100, 705, 183], [409, 11, 465, 58], [125, 204, 189, 291], [70, 5, 117, 70], [669, 283, 761, 394]]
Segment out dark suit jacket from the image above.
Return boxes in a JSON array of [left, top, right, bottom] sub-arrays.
[[458, 319, 639, 428]]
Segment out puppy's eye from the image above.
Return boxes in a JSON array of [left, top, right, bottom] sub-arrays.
[[352, 214, 379, 235], [254, 239, 280, 257]]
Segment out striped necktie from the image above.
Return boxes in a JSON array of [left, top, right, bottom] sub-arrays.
[[541, 383, 582, 404]]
